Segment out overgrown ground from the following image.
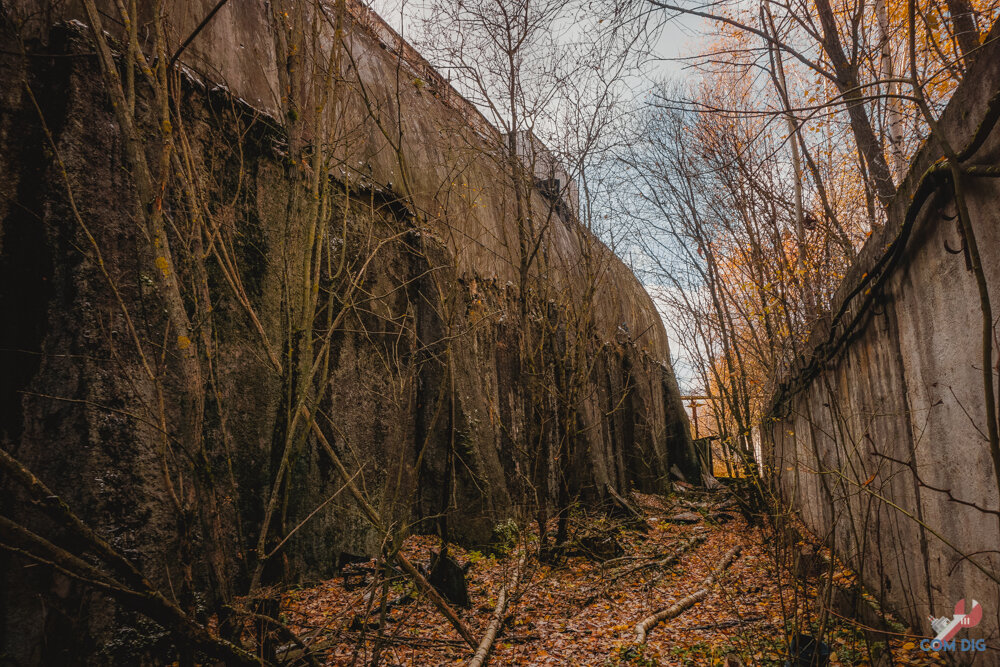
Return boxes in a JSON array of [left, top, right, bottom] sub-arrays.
[[277, 487, 946, 666]]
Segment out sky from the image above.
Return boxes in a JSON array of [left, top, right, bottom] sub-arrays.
[[366, 0, 708, 391], [368, 0, 706, 80]]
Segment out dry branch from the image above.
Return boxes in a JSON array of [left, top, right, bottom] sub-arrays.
[[605, 484, 645, 523], [634, 545, 742, 643], [0, 449, 259, 665], [582, 534, 707, 607], [239, 610, 319, 667], [467, 550, 527, 667], [0, 515, 258, 665]]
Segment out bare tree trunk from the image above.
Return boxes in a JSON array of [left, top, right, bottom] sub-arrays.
[[767, 30, 815, 317], [813, 0, 897, 208], [945, 0, 982, 68], [876, 0, 906, 178]]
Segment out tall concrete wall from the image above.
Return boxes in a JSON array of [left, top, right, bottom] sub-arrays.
[[3, 0, 658, 335], [766, 30, 1000, 659], [0, 2, 697, 662]]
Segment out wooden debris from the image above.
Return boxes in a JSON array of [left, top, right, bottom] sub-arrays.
[[606, 483, 646, 524], [278, 488, 938, 666], [429, 549, 471, 607], [467, 551, 527, 667], [634, 545, 742, 643]]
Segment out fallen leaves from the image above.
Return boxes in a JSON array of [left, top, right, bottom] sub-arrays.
[[275, 488, 946, 666]]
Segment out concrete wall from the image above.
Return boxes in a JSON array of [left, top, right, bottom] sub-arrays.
[[0, 2, 697, 662], [766, 30, 1000, 659], [3, 0, 654, 345]]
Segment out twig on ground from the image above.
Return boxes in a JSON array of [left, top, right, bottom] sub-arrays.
[[582, 534, 707, 607]]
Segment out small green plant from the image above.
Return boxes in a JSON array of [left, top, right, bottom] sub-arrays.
[[492, 517, 519, 554], [610, 643, 658, 666], [835, 642, 866, 665]]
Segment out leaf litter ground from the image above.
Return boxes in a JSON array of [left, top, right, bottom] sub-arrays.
[[279, 488, 947, 666]]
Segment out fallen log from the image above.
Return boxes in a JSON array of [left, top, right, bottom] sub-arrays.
[[467, 550, 527, 667], [634, 545, 742, 643]]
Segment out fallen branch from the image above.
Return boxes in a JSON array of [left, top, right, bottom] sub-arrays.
[[342, 632, 466, 647], [634, 545, 742, 643], [629, 535, 708, 576], [0, 450, 259, 665], [582, 534, 707, 607], [0, 515, 258, 665], [336, 630, 541, 648], [239, 610, 319, 667], [467, 550, 527, 667], [605, 483, 645, 523]]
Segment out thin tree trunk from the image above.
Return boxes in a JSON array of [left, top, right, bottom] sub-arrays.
[[767, 29, 814, 317], [876, 0, 906, 177], [813, 0, 897, 208], [945, 0, 981, 68]]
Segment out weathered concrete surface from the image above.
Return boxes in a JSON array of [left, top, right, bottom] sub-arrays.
[[766, 27, 1000, 659], [0, 3, 697, 662], [2, 0, 677, 346]]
